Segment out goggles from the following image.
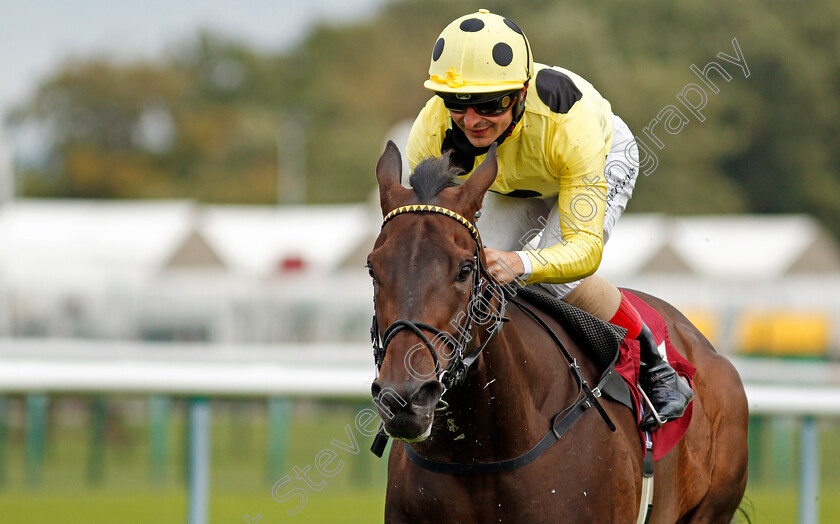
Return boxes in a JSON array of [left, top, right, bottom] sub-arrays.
[[438, 90, 518, 116]]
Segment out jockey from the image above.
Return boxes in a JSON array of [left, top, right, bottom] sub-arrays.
[[406, 9, 693, 430]]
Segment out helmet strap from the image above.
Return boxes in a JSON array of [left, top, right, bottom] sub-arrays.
[[496, 82, 528, 142], [515, 82, 528, 120]]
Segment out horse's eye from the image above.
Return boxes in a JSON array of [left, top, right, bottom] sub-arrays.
[[456, 264, 473, 282], [366, 263, 376, 280]]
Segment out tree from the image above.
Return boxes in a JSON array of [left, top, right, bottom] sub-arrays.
[[6, 0, 840, 238], [8, 33, 288, 203]]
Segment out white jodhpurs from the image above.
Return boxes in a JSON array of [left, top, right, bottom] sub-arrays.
[[477, 114, 640, 298]]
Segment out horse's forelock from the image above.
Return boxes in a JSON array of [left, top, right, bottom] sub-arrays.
[[409, 153, 463, 203]]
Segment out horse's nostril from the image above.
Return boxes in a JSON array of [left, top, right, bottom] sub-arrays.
[[412, 380, 445, 408], [371, 381, 411, 419]]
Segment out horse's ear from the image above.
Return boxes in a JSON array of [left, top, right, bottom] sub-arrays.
[[375, 141, 406, 215], [459, 143, 498, 209]]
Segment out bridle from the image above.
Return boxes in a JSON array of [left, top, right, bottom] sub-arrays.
[[370, 204, 507, 393]]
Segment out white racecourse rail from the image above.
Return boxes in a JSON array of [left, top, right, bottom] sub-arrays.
[[0, 341, 838, 410], [0, 356, 838, 411]]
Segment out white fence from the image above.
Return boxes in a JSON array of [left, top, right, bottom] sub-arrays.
[[1, 350, 839, 408]]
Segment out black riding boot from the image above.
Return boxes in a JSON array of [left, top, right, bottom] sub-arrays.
[[637, 324, 694, 430]]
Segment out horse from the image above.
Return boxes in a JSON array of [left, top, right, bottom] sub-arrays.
[[367, 141, 749, 523]]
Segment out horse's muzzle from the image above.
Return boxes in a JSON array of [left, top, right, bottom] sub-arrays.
[[371, 379, 444, 442]]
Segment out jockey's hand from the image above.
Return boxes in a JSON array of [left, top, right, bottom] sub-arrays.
[[484, 248, 525, 285]]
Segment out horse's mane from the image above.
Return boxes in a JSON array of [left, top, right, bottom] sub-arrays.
[[409, 152, 463, 203]]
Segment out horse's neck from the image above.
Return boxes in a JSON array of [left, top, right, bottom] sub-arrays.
[[417, 320, 579, 463]]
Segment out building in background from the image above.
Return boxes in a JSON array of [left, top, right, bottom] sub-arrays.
[[0, 131, 12, 205], [0, 197, 838, 359]]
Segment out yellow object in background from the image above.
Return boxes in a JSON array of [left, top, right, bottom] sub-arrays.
[[737, 310, 831, 357], [682, 309, 719, 347]]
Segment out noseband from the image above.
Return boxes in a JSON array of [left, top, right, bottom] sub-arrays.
[[370, 204, 507, 392]]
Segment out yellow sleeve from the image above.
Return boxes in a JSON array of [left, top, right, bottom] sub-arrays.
[[523, 106, 610, 284], [406, 97, 449, 173]]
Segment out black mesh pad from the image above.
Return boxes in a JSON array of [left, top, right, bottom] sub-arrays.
[[511, 284, 627, 369]]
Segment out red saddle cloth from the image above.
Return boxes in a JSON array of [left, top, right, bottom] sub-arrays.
[[613, 291, 696, 461]]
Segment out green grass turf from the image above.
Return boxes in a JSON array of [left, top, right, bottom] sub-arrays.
[[2, 486, 840, 523], [740, 485, 840, 524], [0, 490, 385, 524], [0, 398, 838, 523]]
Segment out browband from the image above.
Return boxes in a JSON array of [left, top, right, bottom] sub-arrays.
[[382, 205, 480, 244]]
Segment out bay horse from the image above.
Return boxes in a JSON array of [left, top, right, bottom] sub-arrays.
[[367, 141, 748, 523]]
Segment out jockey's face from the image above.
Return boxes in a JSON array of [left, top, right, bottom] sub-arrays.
[[449, 103, 514, 148]]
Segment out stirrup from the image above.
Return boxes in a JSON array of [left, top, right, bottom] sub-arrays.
[[637, 385, 664, 430]]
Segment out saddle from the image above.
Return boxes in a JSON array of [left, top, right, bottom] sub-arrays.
[[512, 285, 696, 461]]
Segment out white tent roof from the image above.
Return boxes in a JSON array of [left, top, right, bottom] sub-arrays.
[[599, 214, 670, 279], [0, 199, 195, 289], [670, 215, 822, 280], [599, 213, 837, 281], [0, 200, 379, 287], [200, 203, 377, 276], [0, 199, 834, 289]]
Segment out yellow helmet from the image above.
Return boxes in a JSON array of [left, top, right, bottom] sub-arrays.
[[424, 9, 533, 95]]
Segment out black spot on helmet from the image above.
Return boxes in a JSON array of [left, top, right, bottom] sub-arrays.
[[459, 18, 485, 32], [492, 42, 513, 67], [432, 38, 445, 61]]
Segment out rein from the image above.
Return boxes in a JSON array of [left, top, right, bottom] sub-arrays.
[[369, 204, 616, 472], [370, 205, 507, 392]]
